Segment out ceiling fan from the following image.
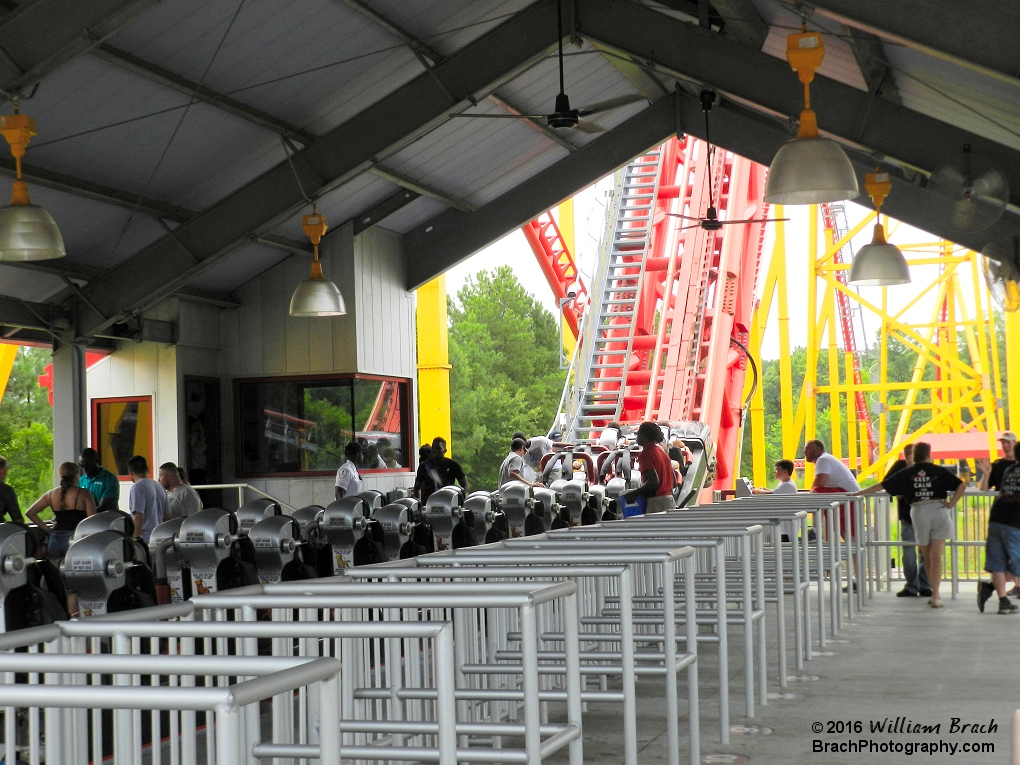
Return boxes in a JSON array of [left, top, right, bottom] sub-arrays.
[[928, 145, 1009, 233], [982, 236, 1020, 313], [666, 90, 789, 231], [451, 0, 646, 133]]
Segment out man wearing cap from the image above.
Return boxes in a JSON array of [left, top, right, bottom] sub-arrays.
[[978, 431, 1017, 492]]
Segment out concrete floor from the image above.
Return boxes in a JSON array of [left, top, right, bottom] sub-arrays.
[[552, 581, 1018, 764]]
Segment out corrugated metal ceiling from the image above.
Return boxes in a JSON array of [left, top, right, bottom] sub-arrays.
[[0, 0, 1017, 313]]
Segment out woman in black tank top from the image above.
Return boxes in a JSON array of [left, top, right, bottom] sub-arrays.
[[26, 462, 97, 560]]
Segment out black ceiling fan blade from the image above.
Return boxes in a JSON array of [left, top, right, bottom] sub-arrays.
[[665, 213, 705, 221], [575, 119, 606, 133], [451, 113, 549, 120], [720, 217, 791, 224], [576, 93, 646, 117]]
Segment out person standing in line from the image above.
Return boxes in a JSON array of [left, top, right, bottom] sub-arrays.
[[334, 442, 363, 500], [598, 422, 622, 450], [127, 455, 171, 543], [883, 444, 932, 599], [499, 438, 543, 489], [78, 447, 120, 512], [622, 422, 676, 514], [977, 461, 1020, 614], [805, 439, 861, 546], [158, 462, 202, 518], [804, 440, 861, 492], [414, 437, 467, 503], [0, 456, 24, 523], [977, 431, 1017, 491], [856, 442, 965, 609], [26, 462, 96, 560]]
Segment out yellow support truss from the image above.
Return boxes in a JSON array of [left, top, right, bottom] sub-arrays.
[[749, 206, 1009, 487]]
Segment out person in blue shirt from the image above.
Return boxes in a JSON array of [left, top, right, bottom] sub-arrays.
[[78, 448, 120, 512]]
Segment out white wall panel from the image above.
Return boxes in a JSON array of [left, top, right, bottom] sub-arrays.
[[85, 341, 179, 479], [354, 226, 416, 379]]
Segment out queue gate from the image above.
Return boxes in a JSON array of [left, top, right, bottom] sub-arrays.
[[0, 523, 66, 631], [248, 514, 317, 583], [176, 508, 258, 594], [373, 503, 413, 560], [322, 496, 370, 572], [63, 530, 147, 617], [499, 483, 544, 537], [424, 486, 466, 551], [149, 517, 190, 604], [235, 498, 282, 536], [290, 504, 334, 577]]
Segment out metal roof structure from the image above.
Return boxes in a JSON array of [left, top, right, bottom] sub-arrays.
[[0, 0, 1018, 346]]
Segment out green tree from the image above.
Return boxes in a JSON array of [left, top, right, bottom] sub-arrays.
[[448, 267, 566, 490], [0, 347, 54, 508]]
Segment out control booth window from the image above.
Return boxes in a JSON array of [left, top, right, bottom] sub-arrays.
[[236, 375, 410, 477], [92, 396, 154, 479]]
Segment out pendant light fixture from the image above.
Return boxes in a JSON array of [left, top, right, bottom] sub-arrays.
[[847, 171, 910, 286], [0, 106, 65, 261], [288, 209, 346, 317], [764, 25, 859, 205]]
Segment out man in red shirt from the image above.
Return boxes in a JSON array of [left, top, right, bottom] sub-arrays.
[[622, 422, 676, 514]]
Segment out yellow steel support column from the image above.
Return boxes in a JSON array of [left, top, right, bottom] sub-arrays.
[[824, 290, 842, 461], [1007, 310, 1020, 432], [557, 199, 578, 361], [748, 295, 768, 487], [0, 344, 17, 399], [804, 206, 819, 486], [416, 275, 452, 453], [845, 351, 858, 470], [774, 214, 796, 459]]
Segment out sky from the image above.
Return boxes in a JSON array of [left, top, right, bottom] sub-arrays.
[[445, 170, 991, 362]]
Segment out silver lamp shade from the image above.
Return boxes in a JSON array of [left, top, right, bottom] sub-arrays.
[[0, 202, 65, 261], [847, 223, 910, 286], [765, 136, 860, 205], [289, 264, 346, 317]]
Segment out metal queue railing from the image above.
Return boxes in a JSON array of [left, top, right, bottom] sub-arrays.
[[522, 529, 767, 722], [0, 483, 878, 764], [864, 490, 997, 599], [190, 581, 584, 765], [375, 546, 705, 762], [0, 602, 459, 765]]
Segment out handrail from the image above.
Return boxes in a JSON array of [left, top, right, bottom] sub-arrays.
[[191, 482, 298, 513]]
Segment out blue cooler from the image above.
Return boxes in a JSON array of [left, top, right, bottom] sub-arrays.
[[622, 495, 647, 518]]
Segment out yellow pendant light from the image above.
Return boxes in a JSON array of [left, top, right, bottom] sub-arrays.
[[0, 106, 65, 261], [764, 26, 859, 205], [847, 171, 910, 286], [289, 209, 346, 317]]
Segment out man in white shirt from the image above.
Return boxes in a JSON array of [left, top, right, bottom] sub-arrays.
[[805, 439, 860, 492], [335, 442, 363, 500], [499, 438, 543, 489], [805, 439, 861, 564], [127, 455, 171, 543], [158, 462, 202, 518]]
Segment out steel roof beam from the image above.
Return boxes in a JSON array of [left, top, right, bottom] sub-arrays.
[[806, 0, 1020, 89], [669, 91, 1020, 252], [405, 91, 678, 288], [71, 0, 561, 340], [334, 0, 576, 153], [576, 0, 1020, 204], [91, 44, 316, 145], [0, 0, 158, 100], [0, 158, 193, 222], [844, 27, 901, 107]]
